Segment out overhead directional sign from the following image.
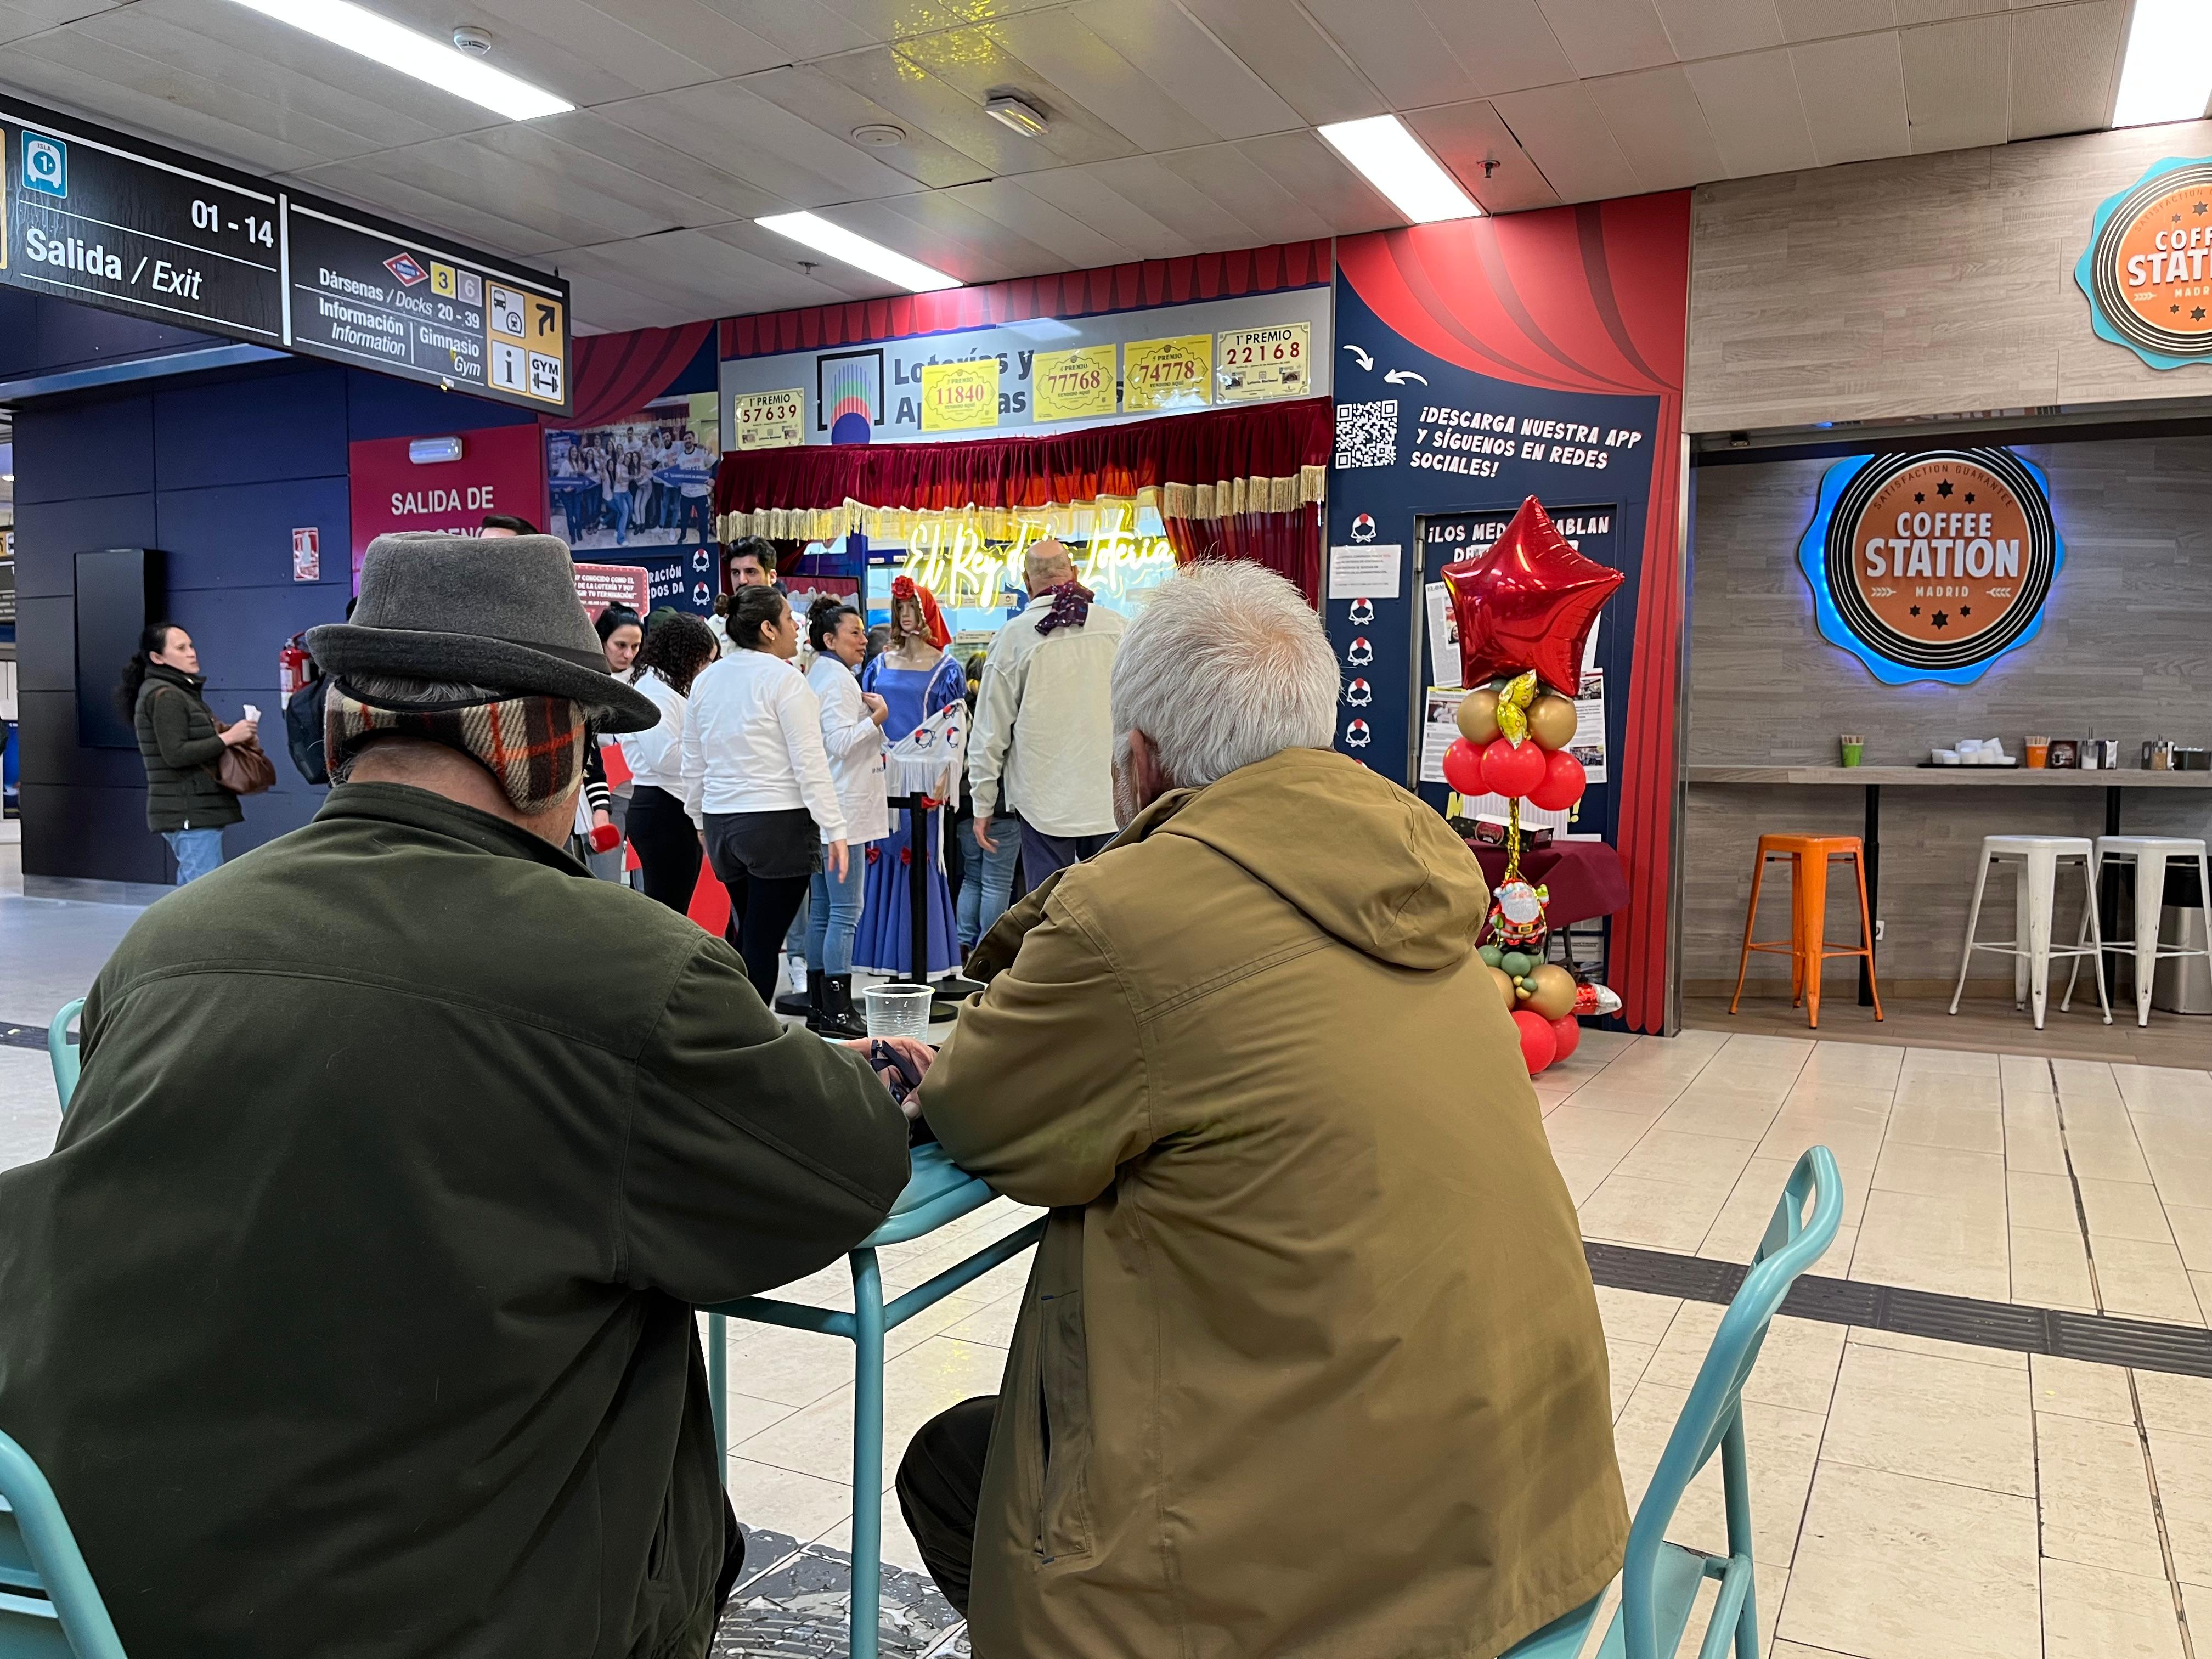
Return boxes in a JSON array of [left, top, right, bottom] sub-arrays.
[[0, 94, 570, 415]]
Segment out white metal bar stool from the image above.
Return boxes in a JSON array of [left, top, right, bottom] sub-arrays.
[[1950, 835, 2112, 1030], [2062, 836, 2212, 1027]]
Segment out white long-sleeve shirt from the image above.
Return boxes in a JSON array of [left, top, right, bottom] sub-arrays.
[[680, 647, 847, 839], [807, 655, 890, 845], [967, 602, 1126, 838], [614, 670, 688, 794]]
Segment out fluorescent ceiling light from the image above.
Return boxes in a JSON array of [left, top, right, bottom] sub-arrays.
[[219, 0, 572, 120], [2113, 0, 2212, 128], [1317, 115, 1481, 224], [755, 212, 961, 293]]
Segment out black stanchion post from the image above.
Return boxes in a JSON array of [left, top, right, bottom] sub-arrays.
[[890, 794, 931, 989]]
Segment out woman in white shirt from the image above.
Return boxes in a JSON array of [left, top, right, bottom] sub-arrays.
[[616, 611, 717, 915], [801, 597, 891, 1037], [681, 585, 849, 1002]]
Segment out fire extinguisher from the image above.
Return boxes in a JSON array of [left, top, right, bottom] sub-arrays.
[[279, 633, 313, 702]]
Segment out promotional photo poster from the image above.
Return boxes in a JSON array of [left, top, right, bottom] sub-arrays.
[[546, 393, 719, 551], [1329, 199, 1690, 1032]]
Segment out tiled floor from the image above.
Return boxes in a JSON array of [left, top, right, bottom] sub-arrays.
[[7, 859, 2211, 1658]]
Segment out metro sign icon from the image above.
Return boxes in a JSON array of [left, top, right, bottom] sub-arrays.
[[384, 251, 428, 287]]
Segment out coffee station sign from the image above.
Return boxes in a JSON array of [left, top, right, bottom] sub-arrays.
[[1797, 447, 2063, 685], [2077, 155, 2212, 371]]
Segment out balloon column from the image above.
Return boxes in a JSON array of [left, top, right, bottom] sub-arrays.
[[1437, 496, 1625, 1077]]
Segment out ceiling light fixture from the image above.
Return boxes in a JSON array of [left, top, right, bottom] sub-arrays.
[[755, 211, 961, 293], [851, 123, 906, 148], [1317, 114, 1481, 224], [2112, 0, 2212, 127], [219, 0, 572, 120], [984, 94, 1049, 138]]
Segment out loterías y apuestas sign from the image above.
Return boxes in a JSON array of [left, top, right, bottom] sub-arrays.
[[1796, 448, 2063, 686], [2076, 155, 2212, 370]]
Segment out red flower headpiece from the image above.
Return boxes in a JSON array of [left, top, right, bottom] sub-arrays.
[[890, 575, 952, 648]]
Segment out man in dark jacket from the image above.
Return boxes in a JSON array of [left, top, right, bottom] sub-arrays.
[[0, 532, 916, 1658]]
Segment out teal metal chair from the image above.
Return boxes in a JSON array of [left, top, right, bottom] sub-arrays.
[[0, 1431, 128, 1658], [1504, 1146, 1843, 1659], [47, 1003, 82, 1113]]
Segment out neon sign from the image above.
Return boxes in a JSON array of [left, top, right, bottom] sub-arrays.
[[1796, 447, 2062, 686], [896, 508, 1178, 609]]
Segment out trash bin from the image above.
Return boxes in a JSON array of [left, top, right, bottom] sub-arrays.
[[2153, 861, 2211, 1015]]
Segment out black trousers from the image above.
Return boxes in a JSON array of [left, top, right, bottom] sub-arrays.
[[704, 810, 818, 1002], [895, 1395, 997, 1617], [628, 786, 701, 914]]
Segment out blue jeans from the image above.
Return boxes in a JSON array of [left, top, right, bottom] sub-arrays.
[[162, 828, 225, 884], [610, 490, 634, 545], [957, 815, 1018, 950], [805, 853, 867, 977]]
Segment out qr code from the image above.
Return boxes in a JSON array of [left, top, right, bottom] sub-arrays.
[[1334, 399, 1399, 469]]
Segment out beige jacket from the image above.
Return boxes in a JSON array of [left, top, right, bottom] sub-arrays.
[[927, 745, 1628, 1659], [965, 602, 1125, 837]]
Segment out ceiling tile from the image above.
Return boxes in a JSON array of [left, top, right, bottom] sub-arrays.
[[552, 229, 859, 330], [689, 0, 895, 58], [741, 62, 1001, 189], [0, 0, 116, 48], [1173, 0, 1384, 125], [985, 9, 1221, 150], [936, 177, 1143, 267], [1651, 0, 1782, 61], [807, 37, 1130, 173], [529, 110, 787, 221], [1533, 0, 1679, 77], [1402, 99, 1561, 211], [283, 154, 566, 256], [569, 0, 793, 81], [1152, 140, 1336, 241], [1789, 30, 1911, 164], [1076, 153, 1273, 248], [1299, 0, 1479, 109], [1413, 0, 1576, 97], [2007, 0, 2121, 139], [1234, 127, 1410, 229], [1900, 13, 2011, 153], [1009, 163, 1195, 258], [1594, 63, 1725, 191], [354, 0, 733, 105], [593, 81, 938, 207], [1685, 47, 1818, 177], [695, 218, 921, 300], [1894, 0, 2004, 20], [1070, 0, 1303, 141], [1492, 80, 1643, 202], [829, 189, 1071, 283], [1774, 0, 1894, 42]]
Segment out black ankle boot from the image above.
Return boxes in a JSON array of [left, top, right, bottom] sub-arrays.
[[808, 974, 868, 1039]]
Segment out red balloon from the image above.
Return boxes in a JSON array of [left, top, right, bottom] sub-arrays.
[[1513, 1008, 1558, 1075], [1528, 748, 1588, 812], [1481, 737, 1548, 798], [1441, 496, 1626, 694], [1549, 1013, 1582, 1063], [1440, 737, 1487, 796]]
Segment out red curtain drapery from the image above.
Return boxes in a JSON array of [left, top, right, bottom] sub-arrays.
[[1163, 504, 1324, 605], [712, 398, 1331, 547], [544, 321, 715, 431]]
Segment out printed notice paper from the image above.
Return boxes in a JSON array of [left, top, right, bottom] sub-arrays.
[[1328, 544, 1402, 600]]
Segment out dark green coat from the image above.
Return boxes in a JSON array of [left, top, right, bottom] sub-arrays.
[[132, 663, 242, 832], [0, 783, 910, 1658]]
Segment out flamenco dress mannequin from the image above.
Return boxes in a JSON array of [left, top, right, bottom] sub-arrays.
[[853, 581, 964, 980]]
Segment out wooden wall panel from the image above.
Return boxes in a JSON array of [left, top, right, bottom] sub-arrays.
[[1688, 119, 2212, 434], [1684, 438, 2212, 991]]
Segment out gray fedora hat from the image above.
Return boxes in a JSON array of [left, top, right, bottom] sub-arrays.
[[307, 532, 659, 733]]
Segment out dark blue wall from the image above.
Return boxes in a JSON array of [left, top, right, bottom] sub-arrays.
[[14, 354, 537, 884]]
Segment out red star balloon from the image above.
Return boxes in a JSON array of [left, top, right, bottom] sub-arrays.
[[1442, 496, 1624, 695]]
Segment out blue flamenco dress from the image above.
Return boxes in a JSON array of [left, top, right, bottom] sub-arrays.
[[852, 653, 965, 978]]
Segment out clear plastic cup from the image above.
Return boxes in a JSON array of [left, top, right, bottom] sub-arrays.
[[861, 984, 934, 1039]]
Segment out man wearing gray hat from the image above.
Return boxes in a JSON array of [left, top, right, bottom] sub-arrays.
[[0, 532, 916, 1658]]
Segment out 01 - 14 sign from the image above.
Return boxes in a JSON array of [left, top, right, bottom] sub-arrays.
[[1796, 447, 2062, 686]]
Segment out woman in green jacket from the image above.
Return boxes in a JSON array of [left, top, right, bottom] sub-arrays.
[[118, 622, 258, 883]]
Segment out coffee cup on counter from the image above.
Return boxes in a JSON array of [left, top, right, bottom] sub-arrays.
[[2024, 736, 2050, 769], [1840, 734, 1864, 768]]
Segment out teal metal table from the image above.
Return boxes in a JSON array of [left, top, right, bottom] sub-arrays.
[[701, 1143, 1043, 1659]]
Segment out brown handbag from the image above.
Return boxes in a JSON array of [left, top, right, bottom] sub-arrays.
[[215, 733, 278, 797]]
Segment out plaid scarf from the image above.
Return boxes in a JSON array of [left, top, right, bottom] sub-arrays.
[[1034, 577, 1096, 635], [327, 681, 586, 814]]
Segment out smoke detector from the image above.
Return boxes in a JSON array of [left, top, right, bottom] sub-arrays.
[[452, 26, 494, 55], [984, 94, 1048, 137], [851, 123, 906, 148]]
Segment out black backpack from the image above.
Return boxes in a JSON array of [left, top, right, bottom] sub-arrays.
[[285, 673, 332, 786]]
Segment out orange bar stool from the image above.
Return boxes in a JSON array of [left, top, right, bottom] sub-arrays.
[[1730, 833, 1883, 1028]]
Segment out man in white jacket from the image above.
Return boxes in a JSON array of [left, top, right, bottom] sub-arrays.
[[967, 539, 1126, 888]]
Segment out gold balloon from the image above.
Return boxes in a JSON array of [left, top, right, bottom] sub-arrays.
[[1457, 689, 1502, 745], [1527, 692, 1578, 753], [1486, 964, 1517, 1011], [1526, 963, 1578, 1021]]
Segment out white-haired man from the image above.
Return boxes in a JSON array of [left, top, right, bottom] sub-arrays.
[[899, 560, 1628, 1658], [966, 537, 1125, 889]]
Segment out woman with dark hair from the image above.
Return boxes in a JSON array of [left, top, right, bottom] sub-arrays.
[[801, 596, 890, 1036], [680, 585, 849, 1001], [582, 606, 645, 882], [617, 611, 718, 912], [119, 622, 257, 884]]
